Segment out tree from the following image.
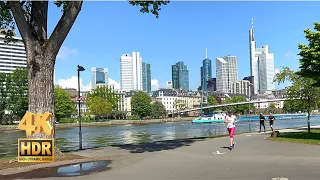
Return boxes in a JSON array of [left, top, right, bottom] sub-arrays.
[[204, 95, 218, 113], [7, 68, 28, 121], [274, 66, 320, 133], [283, 100, 303, 113], [0, 73, 9, 124], [151, 101, 166, 119], [131, 92, 152, 118], [86, 86, 120, 111], [297, 22, 320, 86], [0, 1, 169, 153], [54, 86, 75, 121], [86, 96, 113, 118], [222, 96, 254, 115]]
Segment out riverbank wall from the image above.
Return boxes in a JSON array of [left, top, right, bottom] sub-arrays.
[[0, 118, 193, 132]]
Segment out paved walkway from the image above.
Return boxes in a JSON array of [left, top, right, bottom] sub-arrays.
[[2, 128, 320, 180]]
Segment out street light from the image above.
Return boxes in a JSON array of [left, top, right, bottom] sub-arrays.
[[77, 65, 85, 150], [248, 83, 253, 133]]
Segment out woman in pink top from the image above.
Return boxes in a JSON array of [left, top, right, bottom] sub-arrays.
[[224, 110, 237, 150]]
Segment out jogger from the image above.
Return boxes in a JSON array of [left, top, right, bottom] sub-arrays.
[[259, 113, 266, 133], [225, 110, 237, 150]]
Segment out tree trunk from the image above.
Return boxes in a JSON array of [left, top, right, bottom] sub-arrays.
[[28, 43, 62, 155], [307, 111, 311, 133]]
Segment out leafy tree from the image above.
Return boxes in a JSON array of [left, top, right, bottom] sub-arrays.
[[0, 73, 9, 124], [54, 86, 76, 121], [86, 86, 120, 110], [207, 95, 218, 105], [86, 96, 113, 118], [274, 66, 320, 133], [297, 22, 320, 86], [7, 68, 28, 120], [151, 101, 166, 119], [131, 92, 152, 118], [0, 1, 168, 153], [222, 96, 254, 115], [283, 100, 303, 113]]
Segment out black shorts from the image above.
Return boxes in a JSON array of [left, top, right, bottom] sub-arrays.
[[270, 120, 274, 126]]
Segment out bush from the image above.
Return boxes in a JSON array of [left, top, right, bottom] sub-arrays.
[[128, 115, 140, 120]]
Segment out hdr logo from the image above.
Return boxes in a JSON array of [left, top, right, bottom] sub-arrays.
[[17, 112, 55, 162]]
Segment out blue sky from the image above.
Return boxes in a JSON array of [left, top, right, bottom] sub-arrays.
[[45, 1, 320, 90]]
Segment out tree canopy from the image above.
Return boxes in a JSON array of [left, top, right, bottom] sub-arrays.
[[0, 68, 28, 124], [86, 86, 120, 111], [223, 96, 254, 115], [131, 92, 152, 118], [54, 86, 76, 121], [297, 22, 320, 86], [151, 101, 166, 119], [86, 96, 113, 118], [274, 66, 320, 132]]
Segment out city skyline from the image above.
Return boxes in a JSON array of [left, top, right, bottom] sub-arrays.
[[5, 2, 316, 91]]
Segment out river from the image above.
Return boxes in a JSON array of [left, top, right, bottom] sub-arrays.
[[1, 115, 320, 158]]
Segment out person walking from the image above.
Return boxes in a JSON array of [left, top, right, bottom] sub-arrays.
[[259, 113, 266, 133], [224, 110, 237, 150], [268, 113, 275, 131]]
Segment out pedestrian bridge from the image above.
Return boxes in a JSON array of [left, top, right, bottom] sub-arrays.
[[168, 98, 289, 115]]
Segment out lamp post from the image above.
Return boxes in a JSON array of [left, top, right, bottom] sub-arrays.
[[77, 65, 85, 150], [248, 83, 253, 133]]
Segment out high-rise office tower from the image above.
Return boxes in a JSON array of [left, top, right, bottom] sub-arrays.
[[172, 61, 189, 90], [216, 56, 238, 93], [142, 62, 151, 93], [0, 34, 27, 73], [120, 52, 142, 92], [200, 48, 212, 90], [249, 18, 275, 94], [91, 67, 108, 88]]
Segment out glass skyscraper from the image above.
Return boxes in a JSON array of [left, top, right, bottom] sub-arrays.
[[91, 67, 108, 88], [142, 62, 151, 93], [200, 58, 212, 90], [172, 61, 189, 90]]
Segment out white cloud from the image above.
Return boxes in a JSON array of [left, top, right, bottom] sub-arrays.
[[57, 47, 78, 60], [108, 78, 120, 90], [57, 76, 92, 91], [151, 79, 160, 91], [274, 68, 280, 75]]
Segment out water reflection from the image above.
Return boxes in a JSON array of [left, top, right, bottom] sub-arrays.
[[0, 115, 320, 158]]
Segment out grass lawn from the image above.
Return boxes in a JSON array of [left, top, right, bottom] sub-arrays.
[[268, 130, 320, 145], [0, 153, 86, 170]]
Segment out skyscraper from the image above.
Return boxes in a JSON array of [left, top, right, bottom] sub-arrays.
[[216, 56, 238, 93], [91, 67, 108, 88], [142, 62, 151, 93], [166, 81, 173, 89], [120, 52, 142, 92], [200, 48, 212, 90], [172, 61, 189, 90], [249, 18, 275, 94]]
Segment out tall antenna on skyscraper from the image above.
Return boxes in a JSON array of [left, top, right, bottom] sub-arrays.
[[206, 48, 208, 59], [252, 18, 254, 30]]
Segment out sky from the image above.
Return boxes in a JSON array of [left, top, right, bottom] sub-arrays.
[[44, 1, 320, 91]]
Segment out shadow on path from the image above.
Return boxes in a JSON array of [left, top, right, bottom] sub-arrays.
[[0, 160, 112, 180], [112, 138, 205, 153]]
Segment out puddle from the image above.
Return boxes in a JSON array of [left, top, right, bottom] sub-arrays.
[[1, 160, 111, 180]]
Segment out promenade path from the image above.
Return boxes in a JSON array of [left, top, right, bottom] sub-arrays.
[[2, 127, 320, 180]]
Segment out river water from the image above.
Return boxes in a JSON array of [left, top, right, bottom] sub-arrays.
[[1, 115, 320, 158]]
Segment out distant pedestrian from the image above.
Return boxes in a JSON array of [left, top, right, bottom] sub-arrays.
[[259, 113, 266, 133], [224, 110, 237, 150], [268, 113, 275, 131]]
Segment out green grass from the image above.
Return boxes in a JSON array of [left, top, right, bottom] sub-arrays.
[[268, 130, 320, 145]]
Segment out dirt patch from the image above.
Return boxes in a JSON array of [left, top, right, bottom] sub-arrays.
[[0, 153, 85, 170]]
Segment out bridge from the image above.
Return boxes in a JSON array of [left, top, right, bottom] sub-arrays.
[[168, 98, 290, 115]]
